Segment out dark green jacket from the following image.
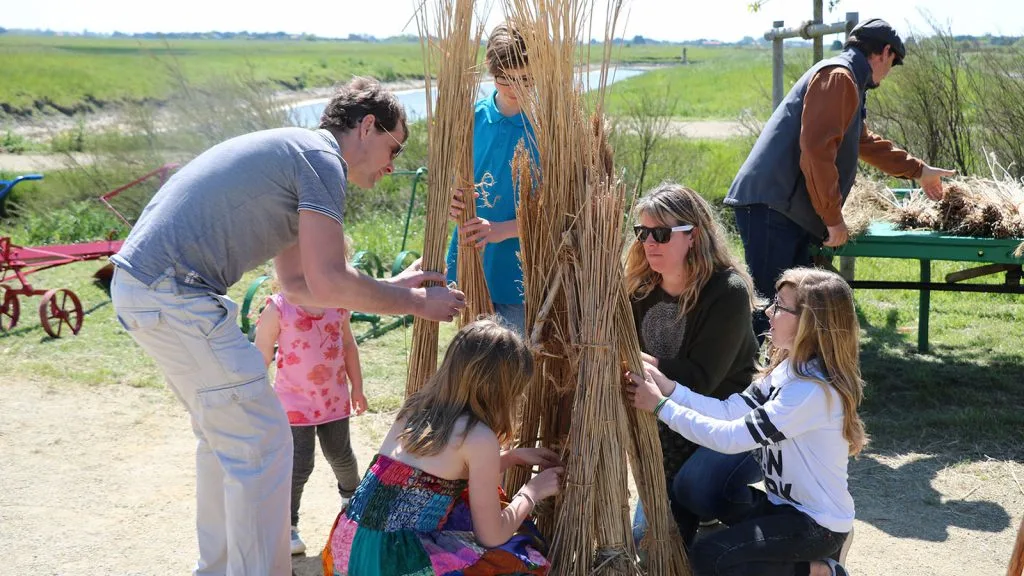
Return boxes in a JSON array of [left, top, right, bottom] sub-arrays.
[[631, 268, 759, 482]]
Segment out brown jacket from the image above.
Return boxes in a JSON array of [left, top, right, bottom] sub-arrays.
[[798, 66, 925, 226]]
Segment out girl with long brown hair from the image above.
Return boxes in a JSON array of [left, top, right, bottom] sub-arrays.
[[323, 318, 563, 575], [627, 267, 865, 576]]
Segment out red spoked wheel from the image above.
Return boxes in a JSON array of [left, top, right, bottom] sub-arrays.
[[38, 288, 83, 338], [0, 285, 19, 332]]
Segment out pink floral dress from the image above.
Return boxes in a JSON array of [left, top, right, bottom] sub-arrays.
[[269, 294, 351, 426]]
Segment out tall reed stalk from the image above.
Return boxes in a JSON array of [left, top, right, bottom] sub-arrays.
[[406, 0, 483, 397]]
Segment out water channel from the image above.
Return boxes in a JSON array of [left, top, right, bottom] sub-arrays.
[[289, 67, 648, 127]]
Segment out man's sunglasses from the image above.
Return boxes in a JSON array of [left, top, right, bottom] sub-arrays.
[[633, 224, 694, 244], [376, 122, 405, 160]]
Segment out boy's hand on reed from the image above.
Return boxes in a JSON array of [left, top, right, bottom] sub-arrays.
[[460, 217, 512, 249], [526, 467, 565, 500], [350, 390, 368, 415], [624, 370, 666, 413], [640, 352, 659, 368], [918, 165, 956, 201], [448, 188, 480, 221]]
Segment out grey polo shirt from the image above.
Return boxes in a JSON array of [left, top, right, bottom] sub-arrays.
[[112, 127, 347, 295]]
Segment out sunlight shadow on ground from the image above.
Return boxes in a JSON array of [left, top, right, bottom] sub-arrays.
[[850, 454, 1011, 542]]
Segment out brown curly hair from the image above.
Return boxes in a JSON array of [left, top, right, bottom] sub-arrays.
[[318, 76, 408, 139]]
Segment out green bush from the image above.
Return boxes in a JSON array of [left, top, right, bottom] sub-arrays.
[[7, 200, 128, 245], [1, 131, 40, 154], [50, 120, 87, 153], [613, 134, 751, 209], [871, 24, 979, 175]]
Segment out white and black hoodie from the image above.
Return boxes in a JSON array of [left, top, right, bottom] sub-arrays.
[[657, 358, 855, 533]]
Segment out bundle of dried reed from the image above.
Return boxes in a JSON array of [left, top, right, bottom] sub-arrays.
[[504, 141, 545, 495], [843, 179, 900, 237], [550, 187, 639, 576], [406, 0, 483, 397], [500, 0, 688, 573], [844, 158, 1024, 250], [454, 136, 493, 324], [455, 194, 495, 325], [495, 0, 581, 548], [614, 286, 691, 574], [501, 0, 589, 528]]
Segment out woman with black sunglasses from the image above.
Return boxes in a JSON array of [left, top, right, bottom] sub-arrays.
[[625, 181, 762, 548]]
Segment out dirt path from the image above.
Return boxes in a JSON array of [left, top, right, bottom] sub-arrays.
[[665, 120, 747, 139], [0, 378, 385, 576], [1, 377, 1021, 575]]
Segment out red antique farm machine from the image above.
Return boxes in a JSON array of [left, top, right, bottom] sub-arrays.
[[0, 164, 178, 337]]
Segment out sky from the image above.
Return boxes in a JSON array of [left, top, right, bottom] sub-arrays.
[[3, 0, 1022, 43]]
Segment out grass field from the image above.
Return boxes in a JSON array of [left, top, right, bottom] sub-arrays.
[[605, 46, 780, 119], [0, 35, 684, 116]]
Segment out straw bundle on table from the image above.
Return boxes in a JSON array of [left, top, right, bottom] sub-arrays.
[[843, 175, 1024, 251], [500, 0, 688, 573], [843, 179, 901, 237], [406, 0, 482, 397], [935, 179, 1024, 240]]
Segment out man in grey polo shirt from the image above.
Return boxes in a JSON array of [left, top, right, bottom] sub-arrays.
[[109, 77, 464, 576]]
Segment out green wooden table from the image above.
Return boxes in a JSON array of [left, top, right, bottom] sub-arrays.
[[813, 222, 1024, 352]]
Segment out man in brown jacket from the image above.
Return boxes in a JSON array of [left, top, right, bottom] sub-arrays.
[[725, 18, 955, 339]]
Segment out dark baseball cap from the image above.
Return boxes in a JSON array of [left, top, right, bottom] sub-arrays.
[[850, 18, 906, 65]]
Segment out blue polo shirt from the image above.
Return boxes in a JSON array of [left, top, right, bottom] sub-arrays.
[[445, 91, 537, 305]]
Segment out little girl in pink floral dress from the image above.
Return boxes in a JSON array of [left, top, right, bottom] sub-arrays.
[[255, 293, 367, 556]]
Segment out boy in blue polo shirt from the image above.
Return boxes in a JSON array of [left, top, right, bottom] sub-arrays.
[[446, 23, 536, 334]]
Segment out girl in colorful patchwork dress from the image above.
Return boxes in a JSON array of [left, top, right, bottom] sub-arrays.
[[255, 293, 367, 555], [323, 317, 563, 576]]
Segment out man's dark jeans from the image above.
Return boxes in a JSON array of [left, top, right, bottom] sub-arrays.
[[732, 204, 814, 342]]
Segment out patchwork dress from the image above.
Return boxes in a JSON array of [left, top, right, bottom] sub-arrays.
[[323, 454, 550, 576]]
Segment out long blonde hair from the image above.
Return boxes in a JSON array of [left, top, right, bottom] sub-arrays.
[[764, 268, 868, 455], [624, 181, 759, 316], [397, 317, 534, 456]]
